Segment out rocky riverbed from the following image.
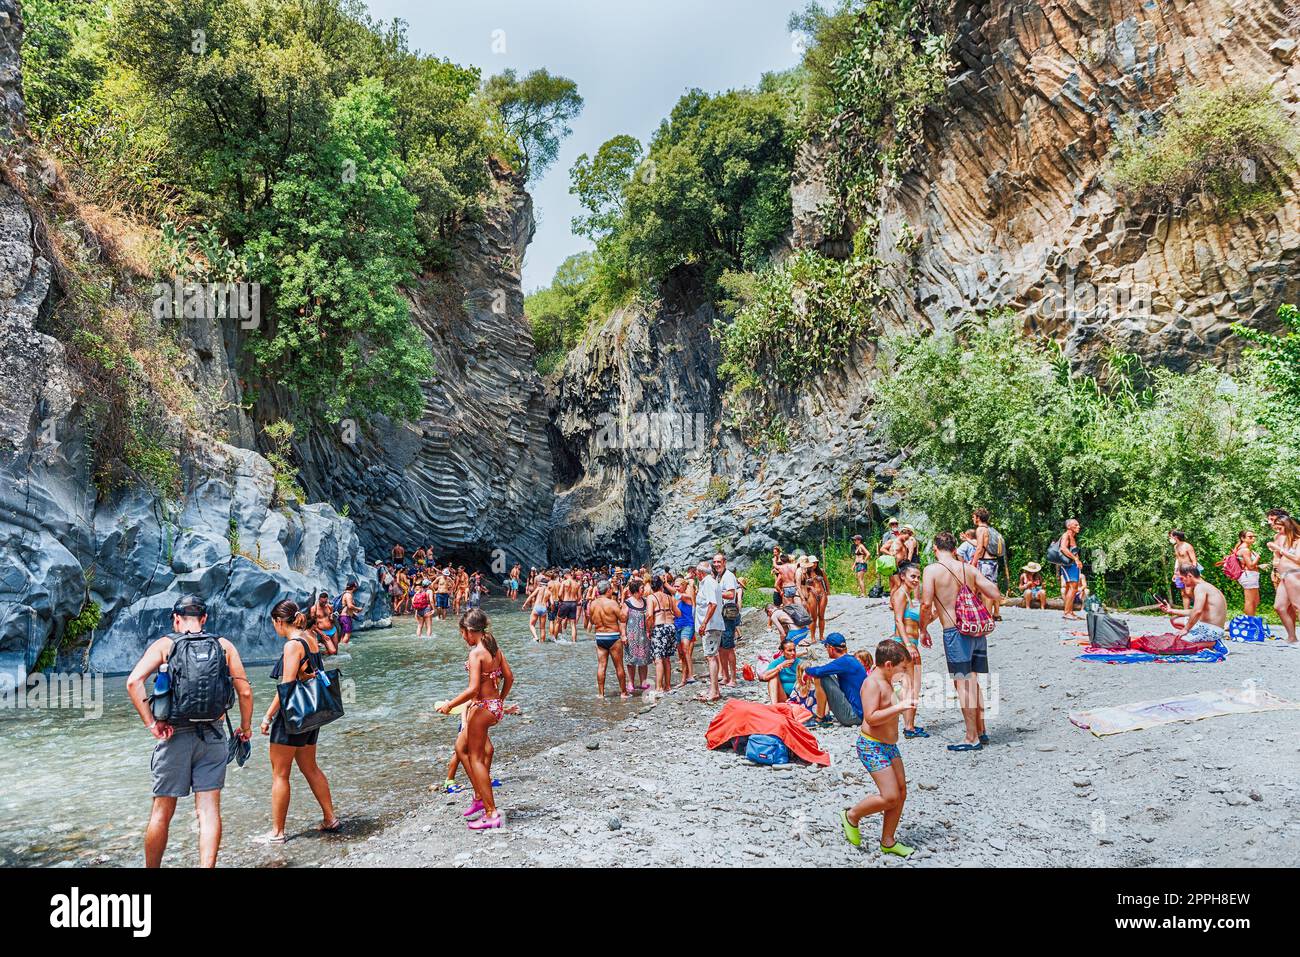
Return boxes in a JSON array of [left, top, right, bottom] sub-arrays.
[[355, 595, 1300, 867]]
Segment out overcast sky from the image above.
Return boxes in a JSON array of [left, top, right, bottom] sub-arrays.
[[364, 0, 807, 292]]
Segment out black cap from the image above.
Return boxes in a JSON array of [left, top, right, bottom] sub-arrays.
[[172, 594, 207, 617], [346, 580, 358, 589]]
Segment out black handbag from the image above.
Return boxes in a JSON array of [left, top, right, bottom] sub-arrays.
[[277, 666, 345, 733]]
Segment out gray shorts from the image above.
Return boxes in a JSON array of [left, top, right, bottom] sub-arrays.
[[151, 725, 227, 798], [702, 630, 724, 657]]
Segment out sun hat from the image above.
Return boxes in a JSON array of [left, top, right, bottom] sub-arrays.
[[1023, 562, 1042, 573]]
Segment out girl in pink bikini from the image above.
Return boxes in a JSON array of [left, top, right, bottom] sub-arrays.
[[437, 609, 513, 830]]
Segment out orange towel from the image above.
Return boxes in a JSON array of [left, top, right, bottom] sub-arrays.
[[704, 699, 831, 766]]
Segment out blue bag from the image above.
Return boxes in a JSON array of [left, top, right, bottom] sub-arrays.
[[744, 734, 789, 766], [1227, 614, 1272, 642]]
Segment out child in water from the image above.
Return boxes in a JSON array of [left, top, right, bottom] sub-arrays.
[[840, 639, 916, 858]]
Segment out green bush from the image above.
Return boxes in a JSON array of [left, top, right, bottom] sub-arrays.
[[715, 249, 882, 429], [1107, 82, 1298, 214], [262, 419, 304, 505], [873, 313, 1300, 602]]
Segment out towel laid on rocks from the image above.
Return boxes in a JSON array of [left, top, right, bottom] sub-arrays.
[[705, 699, 831, 766]]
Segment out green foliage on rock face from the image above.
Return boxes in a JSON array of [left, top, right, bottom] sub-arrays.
[[483, 67, 583, 182], [262, 418, 304, 505], [1233, 305, 1300, 424], [715, 250, 883, 429], [1107, 83, 1298, 214], [524, 252, 608, 369], [20, 0, 107, 127], [872, 313, 1300, 597], [794, 0, 952, 228], [244, 79, 433, 421]]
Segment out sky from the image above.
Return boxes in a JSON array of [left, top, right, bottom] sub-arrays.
[[364, 0, 808, 292]]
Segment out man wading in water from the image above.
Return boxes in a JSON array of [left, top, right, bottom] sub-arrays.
[[557, 568, 581, 642], [126, 595, 254, 867], [588, 580, 630, 699]]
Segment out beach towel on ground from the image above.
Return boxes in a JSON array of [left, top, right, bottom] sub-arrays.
[[1076, 638, 1228, 664], [1070, 687, 1300, 735], [705, 699, 830, 766]]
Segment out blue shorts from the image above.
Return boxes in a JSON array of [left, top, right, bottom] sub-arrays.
[[436, 593, 450, 608], [787, 627, 810, 645], [942, 627, 988, 677], [856, 734, 901, 773], [1061, 563, 1080, 583], [676, 625, 694, 644]]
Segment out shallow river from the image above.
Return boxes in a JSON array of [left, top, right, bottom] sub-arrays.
[[0, 600, 645, 867]]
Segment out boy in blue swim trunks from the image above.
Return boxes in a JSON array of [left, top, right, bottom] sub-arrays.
[[841, 639, 916, 857]]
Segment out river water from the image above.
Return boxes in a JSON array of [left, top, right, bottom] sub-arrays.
[[0, 599, 646, 867]]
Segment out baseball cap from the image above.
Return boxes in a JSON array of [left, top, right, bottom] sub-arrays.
[[173, 594, 207, 618], [822, 632, 847, 648]]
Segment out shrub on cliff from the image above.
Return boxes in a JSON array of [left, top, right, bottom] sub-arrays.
[[873, 314, 1300, 600], [1107, 83, 1298, 214]]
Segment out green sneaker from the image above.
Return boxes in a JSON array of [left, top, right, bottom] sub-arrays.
[[880, 841, 914, 858], [840, 809, 861, 847]]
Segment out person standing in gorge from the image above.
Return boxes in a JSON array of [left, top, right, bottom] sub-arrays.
[[338, 581, 361, 645], [1230, 530, 1262, 617], [921, 532, 1001, 752], [1266, 508, 1300, 642], [798, 556, 829, 644], [546, 572, 564, 639], [435, 567, 453, 621], [126, 595, 254, 867], [437, 609, 513, 831], [773, 550, 798, 607], [413, 578, 435, 637], [588, 579, 630, 698], [889, 561, 929, 739], [622, 577, 653, 694], [673, 574, 697, 685], [506, 563, 521, 600], [391, 543, 405, 566], [1057, 519, 1083, 621], [1168, 530, 1199, 614], [261, 599, 341, 843], [309, 592, 340, 655], [695, 554, 737, 703], [557, 568, 581, 642], [972, 508, 1006, 620], [852, 534, 871, 598], [649, 575, 678, 692]]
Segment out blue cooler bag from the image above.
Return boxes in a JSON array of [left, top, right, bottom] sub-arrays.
[[1227, 614, 1272, 642], [745, 734, 789, 766]]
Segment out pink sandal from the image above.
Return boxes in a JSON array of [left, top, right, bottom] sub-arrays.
[[468, 813, 502, 831], [462, 798, 485, 820]]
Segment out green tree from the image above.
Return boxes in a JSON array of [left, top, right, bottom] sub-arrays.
[[21, 0, 109, 127], [245, 78, 433, 421], [569, 134, 642, 242], [621, 87, 795, 285], [483, 67, 583, 181]]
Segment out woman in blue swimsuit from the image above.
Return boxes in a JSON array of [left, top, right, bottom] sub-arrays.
[[890, 562, 928, 739]]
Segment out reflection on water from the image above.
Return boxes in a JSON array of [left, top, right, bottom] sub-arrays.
[[0, 600, 641, 867]]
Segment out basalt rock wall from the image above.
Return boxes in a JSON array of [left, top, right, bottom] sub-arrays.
[[548, 0, 1300, 569], [0, 2, 375, 680], [271, 167, 554, 571]]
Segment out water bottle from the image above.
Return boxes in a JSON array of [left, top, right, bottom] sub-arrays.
[[154, 662, 170, 694]]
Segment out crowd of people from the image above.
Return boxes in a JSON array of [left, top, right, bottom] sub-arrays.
[[122, 504, 1300, 865]]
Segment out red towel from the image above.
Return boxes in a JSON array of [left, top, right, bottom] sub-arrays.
[[704, 699, 831, 766]]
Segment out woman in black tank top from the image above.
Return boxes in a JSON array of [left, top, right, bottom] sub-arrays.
[[261, 600, 340, 843]]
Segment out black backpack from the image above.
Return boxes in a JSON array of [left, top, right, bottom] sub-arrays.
[[166, 632, 235, 723]]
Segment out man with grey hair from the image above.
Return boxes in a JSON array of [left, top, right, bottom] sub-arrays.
[[588, 578, 629, 699], [694, 553, 737, 703]]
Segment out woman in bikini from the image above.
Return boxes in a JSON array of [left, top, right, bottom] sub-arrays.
[[889, 561, 929, 739], [437, 608, 513, 830], [310, 593, 340, 655], [648, 575, 678, 693], [261, 599, 340, 843], [800, 557, 831, 644], [1266, 509, 1300, 643]]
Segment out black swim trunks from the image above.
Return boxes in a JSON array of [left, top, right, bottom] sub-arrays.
[[557, 600, 577, 620]]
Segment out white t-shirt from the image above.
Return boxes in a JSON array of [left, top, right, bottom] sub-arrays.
[[697, 570, 739, 632]]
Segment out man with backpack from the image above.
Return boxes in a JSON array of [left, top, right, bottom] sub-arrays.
[[921, 532, 1001, 753], [125, 595, 254, 867], [972, 508, 1006, 620]]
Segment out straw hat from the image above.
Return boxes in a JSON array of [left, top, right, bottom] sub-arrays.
[[1023, 562, 1042, 573]]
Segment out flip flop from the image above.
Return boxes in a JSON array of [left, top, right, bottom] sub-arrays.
[[695, 694, 722, 703], [903, 727, 930, 739], [444, 781, 466, 794], [880, 841, 914, 858], [840, 809, 861, 847], [491, 778, 502, 788], [978, 733, 990, 745], [946, 743, 983, 752], [319, 819, 342, 833]]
